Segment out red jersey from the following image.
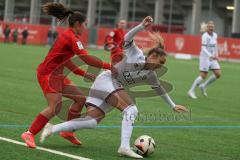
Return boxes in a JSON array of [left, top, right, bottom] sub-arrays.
[[106, 28, 125, 47], [37, 28, 110, 76], [105, 28, 125, 54], [105, 28, 125, 63]]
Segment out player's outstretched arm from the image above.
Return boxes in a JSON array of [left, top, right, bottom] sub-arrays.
[[124, 16, 153, 42], [146, 73, 188, 112], [159, 90, 188, 113], [64, 60, 96, 81], [152, 81, 188, 113]]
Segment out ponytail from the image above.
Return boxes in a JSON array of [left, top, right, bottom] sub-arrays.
[[146, 32, 166, 57], [200, 22, 207, 33], [148, 32, 165, 49], [43, 2, 87, 27], [42, 2, 73, 23]]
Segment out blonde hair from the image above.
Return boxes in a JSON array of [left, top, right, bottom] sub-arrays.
[[148, 32, 165, 49], [200, 22, 207, 33], [141, 32, 166, 57], [200, 21, 215, 33], [207, 20, 214, 25]]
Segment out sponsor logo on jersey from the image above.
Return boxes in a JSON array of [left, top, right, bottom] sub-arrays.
[[76, 41, 84, 49]]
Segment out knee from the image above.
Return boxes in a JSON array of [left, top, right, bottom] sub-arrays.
[[215, 73, 221, 79], [43, 106, 56, 117], [50, 106, 57, 115], [200, 74, 208, 79], [123, 105, 138, 120], [84, 117, 98, 129], [89, 119, 98, 129], [73, 96, 86, 104]]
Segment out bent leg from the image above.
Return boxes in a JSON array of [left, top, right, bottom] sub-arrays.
[[106, 90, 138, 149], [201, 69, 221, 88], [62, 84, 86, 120], [51, 106, 104, 134]]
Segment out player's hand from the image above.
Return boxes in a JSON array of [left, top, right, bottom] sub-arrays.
[[84, 73, 96, 81], [212, 56, 219, 61], [173, 105, 188, 113], [108, 44, 116, 50], [142, 16, 153, 28], [104, 43, 117, 51]]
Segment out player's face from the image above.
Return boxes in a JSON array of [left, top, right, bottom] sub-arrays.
[[207, 23, 215, 34], [118, 20, 127, 29], [146, 53, 166, 70], [75, 20, 88, 35]]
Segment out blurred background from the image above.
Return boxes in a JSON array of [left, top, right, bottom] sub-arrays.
[[0, 0, 239, 36], [0, 0, 239, 60]]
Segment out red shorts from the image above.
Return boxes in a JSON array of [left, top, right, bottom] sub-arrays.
[[37, 72, 72, 95]]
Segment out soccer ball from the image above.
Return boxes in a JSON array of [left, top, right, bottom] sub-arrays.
[[134, 135, 156, 157]]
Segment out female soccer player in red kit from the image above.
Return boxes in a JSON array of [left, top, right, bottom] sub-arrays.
[[21, 2, 111, 148], [105, 20, 126, 64]]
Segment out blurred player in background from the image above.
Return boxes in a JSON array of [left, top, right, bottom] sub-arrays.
[[104, 20, 126, 64], [22, 27, 29, 45], [188, 21, 221, 99], [12, 28, 18, 43], [40, 16, 188, 159], [21, 2, 111, 149], [3, 24, 11, 43]]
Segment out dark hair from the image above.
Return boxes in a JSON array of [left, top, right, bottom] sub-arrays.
[[42, 2, 86, 27], [147, 47, 166, 57]]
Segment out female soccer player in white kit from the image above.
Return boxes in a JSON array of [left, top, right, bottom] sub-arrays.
[[40, 16, 188, 159], [188, 21, 221, 99]]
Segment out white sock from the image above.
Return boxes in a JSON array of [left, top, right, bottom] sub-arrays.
[[190, 76, 203, 91], [120, 105, 138, 149], [52, 116, 97, 134], [201, 74, 217, 88]]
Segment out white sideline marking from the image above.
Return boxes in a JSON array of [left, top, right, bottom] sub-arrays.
[[0, 136, 91, 160]]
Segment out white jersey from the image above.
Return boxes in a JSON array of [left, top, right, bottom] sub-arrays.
[[200, 32, 218, 57], [86, 24, 175, 114], [95, 42, 162, 94], [114, 42, 159, 87]]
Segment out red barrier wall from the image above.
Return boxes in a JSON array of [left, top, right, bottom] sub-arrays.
[[0, 21, 89, 45], [1, 22, 239, 60], [96, 27, 240, 60]]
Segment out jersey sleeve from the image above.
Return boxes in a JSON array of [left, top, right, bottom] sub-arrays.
[[214, 33, 218, 56], [64, 60, 86, 76], [201, 33, 208, 46], [146, 71, 176, 108], [123, 24, 145, 51], [71, 37, 88, 56], [71, 36, 111, 70], [123, 24, 145, 57]]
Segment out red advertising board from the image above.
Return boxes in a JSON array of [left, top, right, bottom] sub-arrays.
[[1, 22, 239, 60], [0, 21, 89, 45], [96, 27, 240, 60]]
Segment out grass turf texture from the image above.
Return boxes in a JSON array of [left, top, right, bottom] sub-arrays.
[[0, 43, 239, 160]]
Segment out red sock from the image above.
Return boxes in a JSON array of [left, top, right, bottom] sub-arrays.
[[29, 113, 49, 135], [67, 108, 81, 121]]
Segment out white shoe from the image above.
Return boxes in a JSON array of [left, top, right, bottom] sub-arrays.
[[40, 123, 53, 143], [188, 90, 197, 99], [118, 147, 143, 159], [199, 84, 207, 96]]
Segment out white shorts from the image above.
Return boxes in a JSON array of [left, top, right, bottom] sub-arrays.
[[199, 56, 220, 72], [86, 71, 124, 114]]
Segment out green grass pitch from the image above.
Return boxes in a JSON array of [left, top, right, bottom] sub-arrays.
[[0, 43, 239, 160]]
